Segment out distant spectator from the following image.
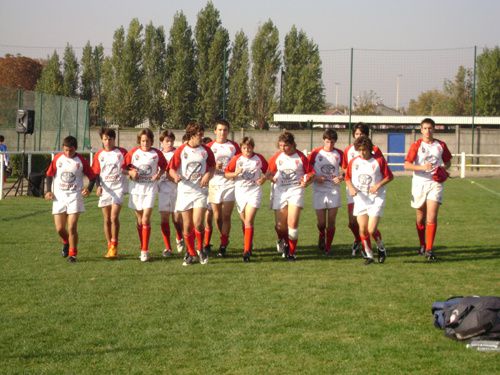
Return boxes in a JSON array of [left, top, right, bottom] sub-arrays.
[[0, 135, 9, 182]]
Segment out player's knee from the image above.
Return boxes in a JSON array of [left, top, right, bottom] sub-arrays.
[[288, 227, 298, 240]]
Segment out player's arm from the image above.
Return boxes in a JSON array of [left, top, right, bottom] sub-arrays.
[[369, 158, 394, 194], [80, 155, 96, 197], [224, 155, 242, 179], [344, 159, 358, 197], [200, 146, 215, 187]]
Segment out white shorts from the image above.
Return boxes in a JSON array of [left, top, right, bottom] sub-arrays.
[[208, 184, 235, 204], [158, 191, 177, 212], [235, 185, 262, 213], [353, 192, 385, 217], [176, 189, 208, 212], [98, 187, 125, 208], [313, 189, 341, 210], [411, 180, 443, 208], [271, 185, 304, 210], [128, 193, 156, 211], [52, 192, 85, 215]]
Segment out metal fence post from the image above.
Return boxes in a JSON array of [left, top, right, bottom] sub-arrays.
[[460, 152, 466, 178], [0, 154, 4, 200]]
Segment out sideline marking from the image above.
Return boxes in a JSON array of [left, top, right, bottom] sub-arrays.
[[470, 180, 500, 198]]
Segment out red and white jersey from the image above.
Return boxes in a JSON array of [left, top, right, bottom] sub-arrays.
[[308, 147, 344, 192], [159, 148, 177, 194], [345, 156, 393, 196], [124, 147, 167, 195], [267, 150, 312, 188], [46, 152, 95, 195], [92, 147, 127, 191], [342, 144, 384, 170], [405, 138, 452, 182], [169, 143, 215, 190], [207, 140, 240, 186], [225, 153, 268, 189]]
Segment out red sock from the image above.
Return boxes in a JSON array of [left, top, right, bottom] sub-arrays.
[[425, 223, 437, 252], [136, 224, 143, 244], [360, 235, 373, 257], [288, 238, 298, 255], [318, 228, 325, 240], [326, 227, 335, 252], [111, 240, 118, 247], [61, 236, 69, 245], [69, 248, 77, 257], [220, 234, 229, 247], [244, 226, 253, 253], [195, 230, 203, 252], [161, 222, 172, 250], [175, 230, 182, 241], [204, 227, 212, 247], [141, 225, 151, 251], [184, 232, 196, 257], [416, 223, 426, 247], [372, 229, 382, 242]]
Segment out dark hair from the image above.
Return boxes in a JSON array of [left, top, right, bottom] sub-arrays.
[[354, 135, 373, 153], [240, 136, 255, 148], [99, 128, 116, 139], [420, 118, 436, 128], [202, 136, 212, 145], [278, 131, 296, 149], [182, 133, 189, 143], [0, 135, 4, 142], [63, 135, 78, 149], [214, 118, 230, 129], [323, 129, 338, 141], [353, 122, 370, 137], [136, 129, 154, 144], [185, 121, 205, 140], [160, 130, 175, 142]]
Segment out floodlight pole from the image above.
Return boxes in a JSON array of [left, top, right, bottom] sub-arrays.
[[348, 48, 354, 144]]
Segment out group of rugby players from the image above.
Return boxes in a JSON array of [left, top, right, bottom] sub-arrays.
[[44, 117, 451, 265]]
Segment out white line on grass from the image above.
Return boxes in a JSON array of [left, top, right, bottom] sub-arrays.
[[470, 180, 500, 198]]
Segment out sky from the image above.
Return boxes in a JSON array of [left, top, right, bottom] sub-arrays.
[[0, 0, 499, 108]]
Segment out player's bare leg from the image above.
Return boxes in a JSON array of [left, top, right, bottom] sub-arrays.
[[53, 213, 70, 258], [66, 213, 80, 262], [357, 214, 374, 264], [347, 204, 362, 256], [424, 200, 440, 261], [325, 207, 338, 255], [367, 216, 385, 263], [173, 211, 184, 253], [160, 211, 173, 257], [416, 205, 427, 255], [193, 207, 208, 264], [315, 209, 327, 252], [137, 208, 153, 262], [275, 207, 289, 256], [241, 204, 258, 262], [286, 204, 302, 260], [109, 204, 121, 257]]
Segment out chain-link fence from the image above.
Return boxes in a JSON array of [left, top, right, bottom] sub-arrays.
[[0, 86, 90, 152]]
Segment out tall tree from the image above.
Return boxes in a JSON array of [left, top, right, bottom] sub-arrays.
[[62, 44, 79, 97], [0, 54, 43, 90], [227, 31, 250, 128], [443, 65, 473, 115], [194, 1, 229, 125], [103, 26, 126, 126], [353, 90, 380, 115], [250, 20, 280, 129], [165, 11, 196, 128], [407, 90, 450, 116], [476, 46, 500, 116], [143, 22, 167, 127], [283, 26, 325, 114], [36, 50, 63, 95], [80, 42, 94, 101]]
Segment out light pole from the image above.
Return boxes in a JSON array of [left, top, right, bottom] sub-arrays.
[[335, 82, 340, 108], [396, 74, 402, 111]]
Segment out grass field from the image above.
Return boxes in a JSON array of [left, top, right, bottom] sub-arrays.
[[1, 176, 499, 374]]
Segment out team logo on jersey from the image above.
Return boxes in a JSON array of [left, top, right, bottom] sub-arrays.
[[186, 161, 202, 181], [242, 170, 256, 181], [202, 151, 207, 158], [421, 146, 427, 153], [135, 154, 140, 160], [138, 164, 153, 176], [280, 169, 297, 184], [358, 174, 372, 193], [318, 155, 323, 162], [103, 164, 118, 175], [320, 164, 336, 177], [278, 160, 283, 166], [61, 171, 76, 183], [183, 152, 188, 159]]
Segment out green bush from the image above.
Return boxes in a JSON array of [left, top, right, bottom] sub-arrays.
[[9, 153, 51, 177]]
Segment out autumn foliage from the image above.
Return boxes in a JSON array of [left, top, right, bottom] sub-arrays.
[[0, 54, 43, 90]]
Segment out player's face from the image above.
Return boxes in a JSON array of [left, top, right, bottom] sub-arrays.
[[139, 135, 152, 151], [63, 146, 76, 158], [323, 138, 335, 151], [161, 137, 174, 151], [421, 123, 434, 141], [279, 141, 295, 155], [101, 135, 115, 151], [353, 129, 366, 139], [241, 144, 254, 157], [357, 146, 371, 160], [214, 124, 229, 142], [189, 131, 204, 147]]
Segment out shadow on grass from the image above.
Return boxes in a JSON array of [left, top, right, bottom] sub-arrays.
[[0, 208, 47, 222]]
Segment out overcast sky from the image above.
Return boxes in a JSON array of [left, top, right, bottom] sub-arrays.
[[1, 0, 499, 107]]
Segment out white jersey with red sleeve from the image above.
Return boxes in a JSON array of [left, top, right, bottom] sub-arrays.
[[46, 152, 95, 197], [346, 156, 393, 198], [308, 147, 344, 193], [124, 147, 167, 196], [225, 153, 268, 189], [92, 147, 127, 191], [169, 143, 215, 194], [405, 139, 452, 183], [159, 148, 177, 194], [342, 144, 384, 170], [267, 150, 311, 188], [207, 140, 240, 187]]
